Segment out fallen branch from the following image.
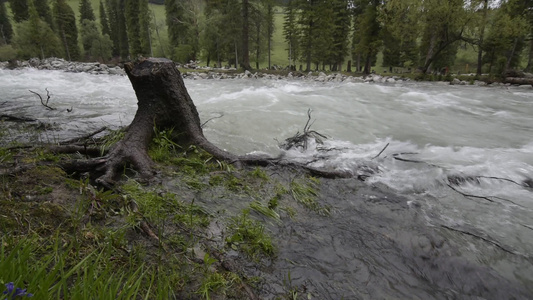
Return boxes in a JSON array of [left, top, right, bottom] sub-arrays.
[[201, 113, 224, 128], [29, 88, 56, 110], [372, 143, 390, 159], [0, 114, 37, 122]]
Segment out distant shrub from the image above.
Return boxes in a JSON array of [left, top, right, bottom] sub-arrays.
[[0, 45, 17, 61]]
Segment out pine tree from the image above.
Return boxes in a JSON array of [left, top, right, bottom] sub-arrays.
[[0, 0, 13, 44], [380, 0, 420, 70], [311, 0, 334, 70], [125, 0, 143, 57], [9, 0, 30, 23], [34, 0, 55, 31], [138, 0, 152, 56], [352, 0, 381, 74], [54, 0, 81, 61], [106, 0, 129, 58], [165, 0, 186, 50], [106, 0, 120, 56], [79, 0, 95, 24], [99, 0, 110, 36], [117, 0, 129, 58], [241, 0, 251, 70], [297, 0, 318, 71], [283, 0, 299, 69], [330, 0, 350, 71], [201, 0, 228, 67]]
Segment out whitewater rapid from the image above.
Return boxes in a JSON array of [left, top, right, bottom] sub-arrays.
[[2, 69, 533, 296]]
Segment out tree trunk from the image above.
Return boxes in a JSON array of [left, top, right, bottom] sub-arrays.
[[503, 77, 533, 86], [477, 0, 488, 76], [242, 0, 251, 70], [503, 38, 519, 76], [67, 58, 238, 187], [525, 39, 533, 72]]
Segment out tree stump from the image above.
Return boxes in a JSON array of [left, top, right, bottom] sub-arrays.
[[63, 58, 239, 187]]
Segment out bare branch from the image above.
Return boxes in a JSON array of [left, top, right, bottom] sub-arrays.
[[201, 113, 224, 128], [29, 89, 56, 110], [372, 143, 390, 160]]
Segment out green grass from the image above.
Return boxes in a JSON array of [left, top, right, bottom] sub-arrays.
[[290, 177, 330, 216], [226, 209, 276, 260], [0, 233, 173, 299]]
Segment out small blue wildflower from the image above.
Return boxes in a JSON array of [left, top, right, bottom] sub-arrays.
[[3, 282, 33, 299]]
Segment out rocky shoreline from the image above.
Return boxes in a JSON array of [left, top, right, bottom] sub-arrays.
[[2, 57, 532, 87]]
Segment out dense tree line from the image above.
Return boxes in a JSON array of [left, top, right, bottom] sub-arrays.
[[283, 0, 533, 75], [0, 0, 531, 76]]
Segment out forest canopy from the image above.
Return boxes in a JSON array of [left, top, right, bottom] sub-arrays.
[[0, 0, 531, 75]]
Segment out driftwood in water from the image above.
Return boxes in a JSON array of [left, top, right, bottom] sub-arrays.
[[29, 88, 56, 110], [280, 109, 327, 151], [503, 77, 533, 86]]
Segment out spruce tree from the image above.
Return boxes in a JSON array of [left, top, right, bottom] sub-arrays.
[[54, 0, 81, 61], [99, 0, 110, 37], [117, 0, 129, 58], [34, 0, 55, 31], [125, 0, 143, 57], [0, 0, 13, 44], [9, 0, 30, 23], [283, 0, 299, 69], [105, 0, 129, 58], [330, 0, 350, 71], [79, 0, 95, 23], [352, 0, 381, 74], [138, 0, 152, 56], [106, 0, 120, 56], [165, 0, 186, 49]]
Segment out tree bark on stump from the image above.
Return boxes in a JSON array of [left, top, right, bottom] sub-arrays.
[[63, 58, 239, 187]]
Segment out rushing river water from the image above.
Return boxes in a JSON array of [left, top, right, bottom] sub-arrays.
[[1, 68, 533, 299]]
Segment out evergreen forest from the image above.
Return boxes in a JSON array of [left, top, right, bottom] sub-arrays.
[[0, 0, 532, 76]]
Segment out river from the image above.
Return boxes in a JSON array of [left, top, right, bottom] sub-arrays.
[[1, 68, 532, 299]]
